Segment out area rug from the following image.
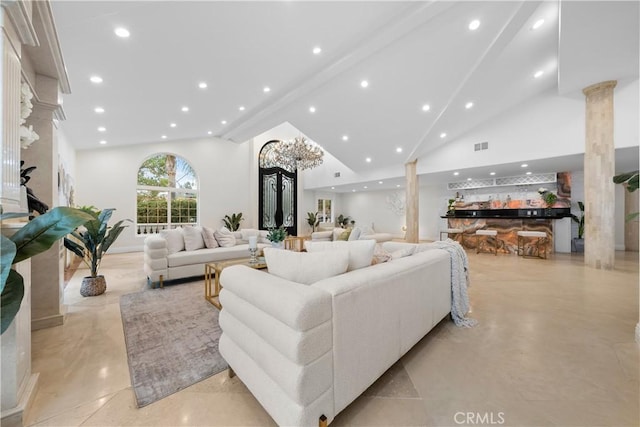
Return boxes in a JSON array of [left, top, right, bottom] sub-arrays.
[[120, 282, 228, 407]]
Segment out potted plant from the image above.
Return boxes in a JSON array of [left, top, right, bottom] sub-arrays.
[[306, 212, 320, 233], [613, 171, 639, 221], [336, 214, 355, 228], [447, 198, 456, 216], [222, 212, 243, 231], [1, 207, 93, 333], [571, 201, 585, 252], [266, 225, 287, 248], [538, 188, 557, 215], [64, 207, 130, 297]]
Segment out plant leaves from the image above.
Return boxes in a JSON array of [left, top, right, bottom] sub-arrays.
[[0, 236, 16, 294], [63, 237, 85, 258], [626, 212, 639, 222], [1, 269, 24, 334], [11, 207, 93, 264], [613, 171, 638, 184]]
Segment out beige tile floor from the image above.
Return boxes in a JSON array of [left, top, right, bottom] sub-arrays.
[[25, 250, 639, 427]]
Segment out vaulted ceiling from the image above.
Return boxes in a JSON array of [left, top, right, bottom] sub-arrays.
[[51, 1, 638, 182]]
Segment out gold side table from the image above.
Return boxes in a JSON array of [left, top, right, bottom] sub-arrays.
[[284, 235, 311, 252], [204, 258, 267, 309]]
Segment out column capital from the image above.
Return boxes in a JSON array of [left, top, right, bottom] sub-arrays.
[[582, 80, 617, 97]]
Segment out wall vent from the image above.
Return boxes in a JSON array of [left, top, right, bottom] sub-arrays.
[[334, 172, 341, 178], [474, 141, 489, 151]]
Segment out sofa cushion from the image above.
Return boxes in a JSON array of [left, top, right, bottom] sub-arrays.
[[183, 226, 205, 251], [311, 230, 332, 242], [202, 226, 219, 248], [264, 247, 349, 285], [348, 227, 361, 241], [144, 235, 167, 250], [159, 228, 184, 254], [215, 227, 236, 247], [167, 244, 257, 267], [390, 246, 415, 260], [304, 240, 376, 271]]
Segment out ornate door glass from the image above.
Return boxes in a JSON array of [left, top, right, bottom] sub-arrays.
[[259, 141, 297, 235]]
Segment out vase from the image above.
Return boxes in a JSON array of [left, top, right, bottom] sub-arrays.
[[80, 275, 107, 297], [271, 241, 284, 249]]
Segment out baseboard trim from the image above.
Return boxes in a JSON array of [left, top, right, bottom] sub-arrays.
[[31, 314, 64, 331], [1, 373, 39, 427]]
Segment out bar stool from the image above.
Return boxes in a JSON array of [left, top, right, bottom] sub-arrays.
[[517, 231, 548, 259], [440, 228, 463, 241], [475, 229, 498, 255]]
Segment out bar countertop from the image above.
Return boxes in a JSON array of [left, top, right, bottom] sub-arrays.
[[440, 208, 571, 220]]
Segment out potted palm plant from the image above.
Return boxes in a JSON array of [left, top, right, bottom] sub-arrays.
[[1, 207, 93, 333], [64, 207, 130, 297], [571, 201, 585, 252], [306, 212, 320, 233], [222, 212, 243, 231]]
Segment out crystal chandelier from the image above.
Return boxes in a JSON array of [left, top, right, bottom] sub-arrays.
[[272, 136, 324, 171]]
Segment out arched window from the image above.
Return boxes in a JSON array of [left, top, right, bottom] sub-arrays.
[[136, 153, 198, 234], [259, 141, 297, 235]]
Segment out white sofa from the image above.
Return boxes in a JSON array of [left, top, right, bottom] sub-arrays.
[[143, 228, 269, 286], [218, 242, 452, 426], [311, 225, 393, 243]]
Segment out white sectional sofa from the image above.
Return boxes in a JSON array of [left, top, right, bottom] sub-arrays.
[[143, 227, 269, 286], [218, 241, 454, 426]]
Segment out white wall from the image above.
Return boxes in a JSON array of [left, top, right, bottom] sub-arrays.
[[76, 136, 251, 252], [57, 128, 76, 207]]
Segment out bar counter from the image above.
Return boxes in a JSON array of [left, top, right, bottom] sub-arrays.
[[441, 208, 571, 255]]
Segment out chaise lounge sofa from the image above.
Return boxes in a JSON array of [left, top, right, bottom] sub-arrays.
[[218, 241, 455, 426]]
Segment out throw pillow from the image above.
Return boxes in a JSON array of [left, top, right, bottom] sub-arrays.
[[348, 227, 361, 241], [263, 247, 349, 285], [372, 244, 392, 264], [241, 229, 260, 241], [390, 246, 415, 260], [304, 239, 376, 271], [332, 227, 347, 241], [202, 226, 219, 248], [159, 228, 185, 255], [214, 227, 236, 247], [182, 226, 205, 251], [258, 230, 270, 244], [337, 230, 351, 241], [232, 230, 246, 244]]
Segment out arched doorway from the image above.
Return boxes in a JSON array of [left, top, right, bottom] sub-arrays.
[[258, 140, 297, 235]]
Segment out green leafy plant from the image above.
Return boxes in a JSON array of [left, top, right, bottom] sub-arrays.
[[1, 207, 93, 334], [537, 188, 557, 207], [266, 225, 287, 243], [447, 198, 456, 215], [306, 212, 320, 232], [571, 201, 585, 239], [613, 171, 639, 221], [222, 212, 243, 231], [336, 214, 355, 228], [64, 207, 130, 278]]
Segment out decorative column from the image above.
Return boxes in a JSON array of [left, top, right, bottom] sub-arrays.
[[583, 80, 617, 270], [405, 160, 419, 243]]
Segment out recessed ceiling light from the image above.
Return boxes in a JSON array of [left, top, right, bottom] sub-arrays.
[[342, 135, 349, 141], [238, 106, 245, 111], [94, 107, 104, 113], [453, 171, 459, 176], [534, 70, 544, 79], [309, 106, 316, 113], [422, 104, 430, 112], [97, 126, 106, 132], [181, 106, 189, 112], [170, 123, 177, 128], [99, 140, 107, 145], [467, 178, 472, 181], [490, 172, 496, 176], [365, 157, 372, 163], [526, 171, 532, 175], [378, 181, 383, 184], [360, 80, 369, 88], [331, 186, 335, 190], [521, 163, 528, 168], [312, 46, 322, 55], [198, 82, 207, 89], [352, 189, 356, 192], [468, 19, 481, 30], [465, 101, 474, 109], [396, 147, 403, 153], [161, 135, 167, 139], [440, 132, 447, 138], [364, 186, 368, 189], [396, 184, 401, 188], [114, 27, 130, 38], [532, 19, 544, 30], [263, 86, 271, 93], [90, 75, 103, 84], [221, 120, 227, 125], [207, 131, 212, 135]]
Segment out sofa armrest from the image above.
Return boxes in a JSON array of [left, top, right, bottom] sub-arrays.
[[311, 230, 333, 241], [144, 236, 168, 282]]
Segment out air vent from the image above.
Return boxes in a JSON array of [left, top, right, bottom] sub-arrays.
[[474, 141, 489, 151], [334, 172, 341, 178]]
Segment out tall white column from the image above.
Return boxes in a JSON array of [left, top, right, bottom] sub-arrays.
[[583, 80, 617, 270], [405, 160, 418, 243]]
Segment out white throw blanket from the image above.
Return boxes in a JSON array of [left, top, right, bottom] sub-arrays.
[[427, 239, 477, 327]]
